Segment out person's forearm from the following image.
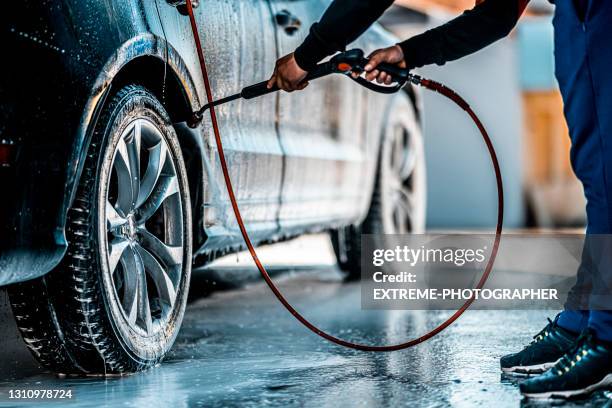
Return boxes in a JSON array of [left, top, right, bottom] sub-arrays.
[[400, 0, 529, 69], [294, 0, 394, 71]]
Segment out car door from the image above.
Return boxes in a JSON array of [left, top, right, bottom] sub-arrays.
[[269, 0, 369, 233], [155, 0, 283, 247]]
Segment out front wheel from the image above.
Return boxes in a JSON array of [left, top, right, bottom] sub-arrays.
[[332, 95, 426, 279], [9, 85, 192, 374]]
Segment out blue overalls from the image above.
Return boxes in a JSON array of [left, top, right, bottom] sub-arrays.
[[552, 0, 612, 341]]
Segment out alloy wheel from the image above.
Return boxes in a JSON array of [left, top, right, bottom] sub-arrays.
[[105, 118, 184, 336]]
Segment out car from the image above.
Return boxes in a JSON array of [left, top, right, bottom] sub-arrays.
[[0, 0, 425, 374]]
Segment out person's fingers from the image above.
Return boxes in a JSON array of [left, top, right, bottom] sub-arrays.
[[296, 81, 309, 91], [377, 72, 387, 84], [281, 78, 294, 92], [384, 74, 393, 85], [366, 69, 379, 82], [351, 71, 360, 79], [267, 71, 277, 89], [289, 79, 303, 91], [285, 78, 298, 91], [364, 52, 383, 72]]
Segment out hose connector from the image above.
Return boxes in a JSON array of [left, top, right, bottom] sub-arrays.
[[187, 111, 204, 128], [407, 73, 423, 86]]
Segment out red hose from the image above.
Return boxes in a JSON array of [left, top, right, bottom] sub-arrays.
[[184, 0, 503, 351]]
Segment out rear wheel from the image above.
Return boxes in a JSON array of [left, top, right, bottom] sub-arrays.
[[8, 85, 192, 374], [332, 95, 425, 279]]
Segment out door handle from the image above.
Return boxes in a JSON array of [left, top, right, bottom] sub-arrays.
[[166, 0, 199, 16], [275, 10, 301, 35]]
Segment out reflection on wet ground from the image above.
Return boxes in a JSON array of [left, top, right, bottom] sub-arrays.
[[1, 267, 611, 407]]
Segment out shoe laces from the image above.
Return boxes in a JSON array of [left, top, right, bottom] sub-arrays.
[[554, 330, 594, 376], [528, 318, 554, 346]]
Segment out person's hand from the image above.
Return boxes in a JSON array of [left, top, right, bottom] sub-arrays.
[[267, 53, 309, 92], [357, 45, 407, 85]]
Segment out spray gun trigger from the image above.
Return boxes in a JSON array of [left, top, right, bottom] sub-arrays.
[[336, 62, 353, 73]]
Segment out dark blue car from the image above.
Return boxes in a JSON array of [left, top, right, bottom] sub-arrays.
[[0, 0, 424, 374]]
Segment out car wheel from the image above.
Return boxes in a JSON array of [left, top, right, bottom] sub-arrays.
[[332, 95, 426, 279], [8, 85, 192, 374]]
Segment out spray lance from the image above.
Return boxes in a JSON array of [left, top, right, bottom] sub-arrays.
[[187, 48, 468, 128], [183, 0, 503, 351]]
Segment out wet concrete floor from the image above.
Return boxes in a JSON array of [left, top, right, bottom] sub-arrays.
[[1, 265, 611, 407]]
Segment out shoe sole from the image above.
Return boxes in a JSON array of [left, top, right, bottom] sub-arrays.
[[501, 359, 559, 376], [521, 373, 612, 399]]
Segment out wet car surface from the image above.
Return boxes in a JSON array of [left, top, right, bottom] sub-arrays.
[[1, 237, 611, 408]]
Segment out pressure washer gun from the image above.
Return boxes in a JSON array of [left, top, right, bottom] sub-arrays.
[[189, 49, 406, 127], [187, 48, 463, 128]]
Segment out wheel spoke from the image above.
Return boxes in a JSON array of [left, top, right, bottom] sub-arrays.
[[400, 148, 417, 180], [118, 247, 140, 325], [134, 249, 153, 334], [106, 200, 127, 232], [126, 123, 141, 209], [137, 140, 167, 208], [114, 137, 134, 215], [136, 244, 177, 307], [108, 237, 129, 273], [138, 228, 183, 267], [387, 175, 402, 193], [394, 208, 408, 233], [137, 175, 179, 222], [396, 188, 415, 222], [392, 129, 406, 172]]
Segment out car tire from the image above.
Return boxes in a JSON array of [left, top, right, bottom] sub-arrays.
[[332, 95, 426, 279], [8, 85, 192, 374]]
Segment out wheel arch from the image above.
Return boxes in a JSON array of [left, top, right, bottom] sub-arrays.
[[58, 34, 205, 276], [111, 55, 194, 123]]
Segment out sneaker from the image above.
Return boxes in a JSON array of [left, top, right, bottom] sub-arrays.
[[520, 330, 612, 399], [500, 317, 577, 375]]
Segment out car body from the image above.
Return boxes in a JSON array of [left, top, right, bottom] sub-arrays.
[[0, 0, 424, 373]]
